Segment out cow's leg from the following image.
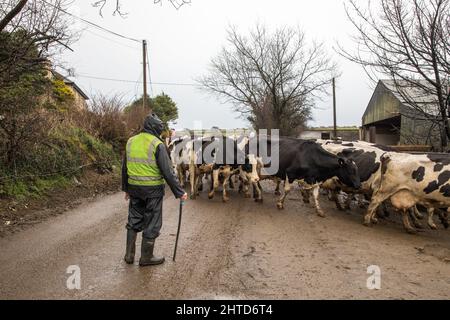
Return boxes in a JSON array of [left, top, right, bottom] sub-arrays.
[[229, 174, 235, 189], [427, 207, 437, 230], [327, 190, 334, 201], [381, 202, 390, 218], [222, 170, 231, 203], [412, 206, 424, 220], [252, 180, 262, 199], [182, 166, 187, 188], [177, 165, 185, 188], [330, 190, 345, 211], [208, 169, 219, 199], [198, 172, 204, 192], [438, 209, 449, 229], [243, 181, 252, 198], [253, 181, 263, 203], [189, 165, 197, 200], [343, 193, 353, 210], [209, 172, 214, 195], [401, 209, 417, 234], [238, 177, 244, 194], [277, 178, 291, 210], [177, 169, 183, 188], [312, 185, 326, 217], [364, 192, 392, 226], [274, 179, 281, 196], [300, 188, 311, 204], [194, 173, 202, 197], [357, 194, 367, 209], [408, 207, 424, 229]]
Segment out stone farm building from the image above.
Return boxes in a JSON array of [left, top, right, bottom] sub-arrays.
[[51, 71, 89, 110]]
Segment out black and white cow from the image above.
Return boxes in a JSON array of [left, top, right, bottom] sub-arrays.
[[321, 141, 450, 231], [236, 136, 264, 201], [364, 152, 450, 233], [316, 141, 419, 222], [207, 136, 260, 202], [249, 137, 361, 216], [169, 135, 215, 199], [168, 135, 190, 188], [315, 141, 388, 211], [188, 136, 217, 199]]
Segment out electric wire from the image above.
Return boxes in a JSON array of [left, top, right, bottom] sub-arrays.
[[41, 0, 141, 43]]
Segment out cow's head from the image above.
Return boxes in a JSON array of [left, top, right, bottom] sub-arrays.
[[337, 158, 361, 190], [239, 154, 260, 184]]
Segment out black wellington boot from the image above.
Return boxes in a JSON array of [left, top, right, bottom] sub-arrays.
[[124, 229, 137, 264], [139, 238, 165, 267]]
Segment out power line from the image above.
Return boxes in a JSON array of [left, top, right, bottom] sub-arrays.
[[74, 73, 199, 87], [41, 0, 141, 43], [83, 27, 141, 51]]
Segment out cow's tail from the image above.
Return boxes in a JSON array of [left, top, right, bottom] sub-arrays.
[[188, 142, 197, 198]]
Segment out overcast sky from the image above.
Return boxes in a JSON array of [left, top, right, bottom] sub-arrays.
[[63, 0, 376, 129]]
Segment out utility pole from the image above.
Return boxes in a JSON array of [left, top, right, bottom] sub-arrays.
[[142, 39, 148, 110], [332, 77, 337, 140]]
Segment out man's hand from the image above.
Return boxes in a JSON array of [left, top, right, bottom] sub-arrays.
[[124, 192, 130, 201], [180, 193, 188, 201]]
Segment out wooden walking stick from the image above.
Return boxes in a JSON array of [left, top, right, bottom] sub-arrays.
[[173, 200, 184, 262]]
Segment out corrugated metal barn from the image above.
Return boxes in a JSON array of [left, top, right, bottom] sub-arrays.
[[361, 80, 441, 151]]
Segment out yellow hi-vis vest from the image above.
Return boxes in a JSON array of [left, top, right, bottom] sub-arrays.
[[126, 133, 165, 186]]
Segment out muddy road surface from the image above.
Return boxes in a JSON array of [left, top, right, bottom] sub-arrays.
[[1, 183, 450, 299]]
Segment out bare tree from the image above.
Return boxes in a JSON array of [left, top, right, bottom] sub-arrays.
[[338, 0, 450, 150], [0, 0, 28, 32], [92, 0, 191, 16], [81, 93, 127, 151], [0, 0, 75, 84], [199, 24, 337, 136]]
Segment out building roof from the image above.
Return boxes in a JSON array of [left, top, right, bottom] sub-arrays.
[[380, 80, 438, 106], [64, 79, 89, 100], [362, 80, 440, 126], [52, 70, 89, 100]]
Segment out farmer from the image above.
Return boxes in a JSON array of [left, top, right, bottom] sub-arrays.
[[122, 113, 187, 266]]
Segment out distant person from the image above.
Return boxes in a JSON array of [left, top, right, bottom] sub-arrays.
[[122, 113, 187, 267]]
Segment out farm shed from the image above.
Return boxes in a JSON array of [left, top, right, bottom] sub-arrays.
[[361, 80, 441, 150]]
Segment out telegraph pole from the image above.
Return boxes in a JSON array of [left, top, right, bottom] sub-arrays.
[[142, 39, 148, 110], [332, 77, 337, 140]]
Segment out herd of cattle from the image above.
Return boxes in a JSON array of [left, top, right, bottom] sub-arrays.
[[167, 134, 450, 234]]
